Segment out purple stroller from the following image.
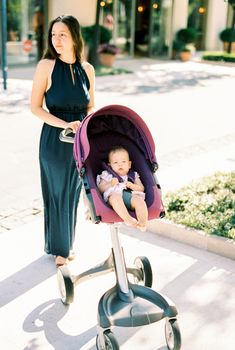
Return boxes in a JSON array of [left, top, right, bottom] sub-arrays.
[[57, 105, 181, 350]]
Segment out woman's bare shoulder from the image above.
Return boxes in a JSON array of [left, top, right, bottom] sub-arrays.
[[82, 61, 95, 74], [33, 59, 56, 84], [36, 58, 56, 73]]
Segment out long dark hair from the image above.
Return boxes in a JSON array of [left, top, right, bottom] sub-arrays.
[[43, 15, 84, 62]]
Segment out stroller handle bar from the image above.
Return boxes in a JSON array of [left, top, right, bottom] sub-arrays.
[[59, 128, 75, 144]]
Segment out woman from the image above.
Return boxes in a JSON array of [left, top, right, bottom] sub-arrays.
[[31, 15, 95, 267]]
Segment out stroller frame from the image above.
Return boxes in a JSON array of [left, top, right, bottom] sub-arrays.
[[58, 223, 180, 349], [58, 105, 181, 349]]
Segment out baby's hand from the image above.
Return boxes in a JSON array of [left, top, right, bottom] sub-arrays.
[[126, 181, 134, 190], [111, 178, 119, 186]]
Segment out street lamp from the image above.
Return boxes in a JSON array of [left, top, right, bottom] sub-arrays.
[[0, 0, 8, 90]]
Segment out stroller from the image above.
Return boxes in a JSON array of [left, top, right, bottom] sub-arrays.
[[57, 105, 181, 350]]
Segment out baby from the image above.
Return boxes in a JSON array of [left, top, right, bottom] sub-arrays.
[[96, 145, 148, 231]]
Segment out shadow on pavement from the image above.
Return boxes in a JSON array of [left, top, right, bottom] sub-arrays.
[[22, 297, 169, 350], [120, 225, 235, 347], [0, 255, 55, 308], [96, 64, 232, 95], [23, 299, 97, 350]]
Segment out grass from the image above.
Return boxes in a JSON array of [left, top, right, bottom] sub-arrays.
[[163, 172, 235, 240], [95, 66, 132, 77]]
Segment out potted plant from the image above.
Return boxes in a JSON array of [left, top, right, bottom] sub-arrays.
[[175, 27, 198, 61], [219, 28, 235, 52], [98, 43, 121, 67], [81, 25, 112, 61], [178, 46, 193, 62]]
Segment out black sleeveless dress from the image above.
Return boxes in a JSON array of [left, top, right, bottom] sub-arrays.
[[39, 58, 90, 258]]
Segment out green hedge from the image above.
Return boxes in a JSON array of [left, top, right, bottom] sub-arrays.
[[202, 52, 235, 63], [163, 172, 235, 240]]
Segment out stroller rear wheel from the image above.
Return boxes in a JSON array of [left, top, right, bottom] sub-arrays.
[[96, 330, 119, 350], [165, 318, 181, 350], [134, 256, 153, 287], [57, 265, 74, 305]]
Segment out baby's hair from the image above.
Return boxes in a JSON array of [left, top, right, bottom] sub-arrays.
[[108, 145, 129, 161]]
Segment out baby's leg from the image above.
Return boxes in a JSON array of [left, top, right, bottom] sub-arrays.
[[131, 196, 148, 231], [108, 192, 138, 228]]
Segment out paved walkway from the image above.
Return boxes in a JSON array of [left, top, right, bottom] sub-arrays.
[[1, 58, 235, 232], [0, 58, 235, 349]]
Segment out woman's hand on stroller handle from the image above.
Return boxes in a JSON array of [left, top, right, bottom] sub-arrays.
[[59, 120, 82, 143], [68, 120, 81, 133], [59, 127, 75, 144]]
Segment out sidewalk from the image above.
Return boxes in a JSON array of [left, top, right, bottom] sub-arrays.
[[0, 58, 235, 349], [1, 58, 235, 230]]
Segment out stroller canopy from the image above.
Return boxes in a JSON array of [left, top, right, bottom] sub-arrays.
[[74, 104, 157, 171]]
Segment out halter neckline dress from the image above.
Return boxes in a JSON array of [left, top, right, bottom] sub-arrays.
[[39, 58, 90, 258]]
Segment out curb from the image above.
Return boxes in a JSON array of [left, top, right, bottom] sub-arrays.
[[147, 219, 235, 261]]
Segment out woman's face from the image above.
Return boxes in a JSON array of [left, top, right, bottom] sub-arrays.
[[51, 22, 74, 55]]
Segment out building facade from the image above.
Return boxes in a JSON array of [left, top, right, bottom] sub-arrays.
[[1, 0, 233, 66]]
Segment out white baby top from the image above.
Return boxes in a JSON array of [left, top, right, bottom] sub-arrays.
[[96, 170, 145, 202]]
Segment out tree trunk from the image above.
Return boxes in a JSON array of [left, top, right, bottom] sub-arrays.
[[89, 1, 100, 68], [227, 3, 235, 53]]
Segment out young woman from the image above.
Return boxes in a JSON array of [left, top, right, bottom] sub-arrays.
[[31, 15, 95, 267]]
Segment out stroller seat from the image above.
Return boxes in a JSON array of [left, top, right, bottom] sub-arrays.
[[57, 105, 181, 350], [73, 104, 165, 223]]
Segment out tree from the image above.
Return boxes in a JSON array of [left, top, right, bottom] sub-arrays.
[[88, 0, 101, 68], [226, 0, 235, 53], [7, 0, 21, 40]]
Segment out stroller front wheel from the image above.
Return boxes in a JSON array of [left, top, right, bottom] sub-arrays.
[[165, 318, 181, 350], [96, 330, 119, 350]]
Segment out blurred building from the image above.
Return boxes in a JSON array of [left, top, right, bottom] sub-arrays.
[[0, 0, 233, 66]]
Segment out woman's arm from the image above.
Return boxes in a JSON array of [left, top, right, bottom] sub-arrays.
[[30, 59, 71, 129], [83, 61, 95, 114]]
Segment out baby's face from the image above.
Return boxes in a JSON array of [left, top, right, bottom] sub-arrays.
[[109, 150, 131, 177]]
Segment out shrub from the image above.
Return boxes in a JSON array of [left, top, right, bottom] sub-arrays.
[[219, 28, 235, 43], [81, 25, 112, 48], [176, 27, 198, 44], [202, 52, 235, 63], [173, 27, 198, 56], [164, 172, 235, 239]]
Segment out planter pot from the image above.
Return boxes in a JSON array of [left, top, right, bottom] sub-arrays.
[[223, 42, 235, 52], [179, 51, 192, 62], [99, 53, 116, 67]]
